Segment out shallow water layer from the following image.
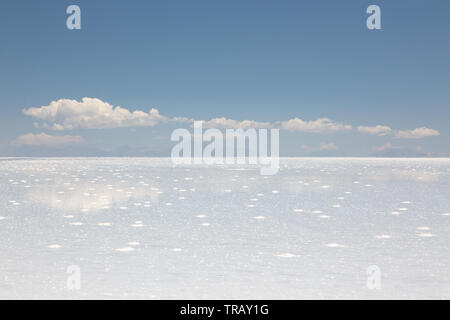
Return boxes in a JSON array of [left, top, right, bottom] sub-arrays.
[[0, 157, 449, 299]]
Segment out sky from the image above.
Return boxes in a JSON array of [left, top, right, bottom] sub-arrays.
[[0, 0, 449, 157]]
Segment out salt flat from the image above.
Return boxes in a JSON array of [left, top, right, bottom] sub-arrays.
[[0, 157, 449, 299]]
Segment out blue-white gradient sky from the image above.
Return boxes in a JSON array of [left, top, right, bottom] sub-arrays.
[[0, 0, 449, 157]]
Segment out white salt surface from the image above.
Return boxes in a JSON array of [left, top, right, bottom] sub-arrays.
[[0, 157, 450, 299]]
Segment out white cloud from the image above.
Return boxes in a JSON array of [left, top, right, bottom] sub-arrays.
[[373, 143, 398, 152], [23, 97, 169, 130], [12, 133, 84, 147], [394, 127, 440, 139], [319, 142, 338, 151], [357, 125, 392, 136], [202, 117, 272, 129], [280, 118, 352, 133]]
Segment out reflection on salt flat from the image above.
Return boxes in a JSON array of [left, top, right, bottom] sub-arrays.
[[364, 169, 441, 182], [25, 181, 162, 213], [1, 158, 450, 299]]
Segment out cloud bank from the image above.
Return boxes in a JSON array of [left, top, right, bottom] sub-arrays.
[[12, 133, 84, 146], [394, 127, 440, 139], [280, 118, 352, 133], [23, 98, 168, 130], [22, 98, 440, 142], [202, 117, 272, 129], [357, 125, 392, 136]]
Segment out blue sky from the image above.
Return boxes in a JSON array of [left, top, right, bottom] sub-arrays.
[[0, 0, 449, 156]]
